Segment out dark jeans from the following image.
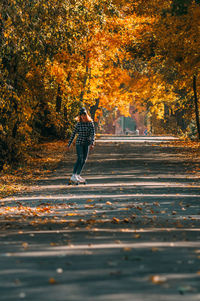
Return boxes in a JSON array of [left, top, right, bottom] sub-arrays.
[[73, 144, 89, 175]]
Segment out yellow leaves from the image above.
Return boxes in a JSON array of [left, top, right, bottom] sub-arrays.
[[43, 6, 148, 116], [0, 203, 54, 217], [152, 0, 200, 77], [190, 4, 200, 21], [49, 61, 67, 84]]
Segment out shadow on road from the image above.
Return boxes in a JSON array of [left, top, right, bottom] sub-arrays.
[[0, 138, 200, 300]]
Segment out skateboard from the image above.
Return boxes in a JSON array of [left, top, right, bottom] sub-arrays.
[[68, 179, 87, 186]]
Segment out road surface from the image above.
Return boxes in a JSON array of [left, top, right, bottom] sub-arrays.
[[0, 136, 200, 301]]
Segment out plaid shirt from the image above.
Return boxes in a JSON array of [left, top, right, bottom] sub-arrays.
[[68, 121, 95, 147]]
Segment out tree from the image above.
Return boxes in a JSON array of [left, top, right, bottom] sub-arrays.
[[0, 0, 139, 167], [121, 0, 200, 137], [0, 0, 77, 166]]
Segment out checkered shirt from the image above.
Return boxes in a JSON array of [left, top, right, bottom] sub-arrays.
[[68, 121, 95, 147]]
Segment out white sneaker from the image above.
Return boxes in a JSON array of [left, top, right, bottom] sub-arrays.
[[70, 174, 78, 182], [77, 175, 85, 183]]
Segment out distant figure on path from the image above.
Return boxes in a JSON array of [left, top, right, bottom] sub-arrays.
[[135, 129, 139, 135], [67, 107, 95, 184], [144, 128, 148, 135]]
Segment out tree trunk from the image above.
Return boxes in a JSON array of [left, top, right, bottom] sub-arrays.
[[56, 85, 62, 113], [193, 75, 200, 140], [80, 55, 90, 103], [90, 98, 99, 131], [90, 98, 99, 121]]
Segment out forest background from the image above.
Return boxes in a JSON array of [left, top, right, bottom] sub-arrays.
[[0, 0, 200, 171]]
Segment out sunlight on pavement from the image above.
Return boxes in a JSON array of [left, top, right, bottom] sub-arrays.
[[1, 227, 200, 236], [2, 193, 199, 203], [6, 181, 199, 191], [5, 241, 200, 257], [97, 136, 178, 143]]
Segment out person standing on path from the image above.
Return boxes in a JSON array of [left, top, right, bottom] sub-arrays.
[[67, 107, 95, 183]]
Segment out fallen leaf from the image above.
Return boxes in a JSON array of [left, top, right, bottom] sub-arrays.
[[153, 202, 160, 207], [86, 199, 94, 203], [22, 242, 29, 249], [123, 247, 132, 252], [49, 278, 57, 284], [50, 242, 58, 246], [133, 234, 141, 239], [152, 247, 159, 252], [56, 268, 63, 274], [85, 204, 95, 208], [86, 219, 96, 224], [149, 275, 167, 284], [112, 217, 120, 223]]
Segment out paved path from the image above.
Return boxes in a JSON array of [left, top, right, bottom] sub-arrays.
[[0, 136, 200, 301]]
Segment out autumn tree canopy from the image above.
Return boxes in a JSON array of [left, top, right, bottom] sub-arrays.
[[125, 0, 200, 135], [0, 0, 200, 168]]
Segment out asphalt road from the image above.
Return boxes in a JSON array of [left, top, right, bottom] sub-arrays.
[[0, 136, 200, 301]]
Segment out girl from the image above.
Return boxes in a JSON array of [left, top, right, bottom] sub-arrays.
[[67, 107, 95, 183]]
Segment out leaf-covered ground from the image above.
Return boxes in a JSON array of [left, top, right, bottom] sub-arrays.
[[0, 136, 200, 301], [0, 140, 68, 198]]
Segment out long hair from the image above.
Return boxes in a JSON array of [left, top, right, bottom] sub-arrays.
[[75, 112, 93, 122]]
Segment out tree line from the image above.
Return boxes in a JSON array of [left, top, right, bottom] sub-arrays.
[[0, 0, 200, 169]]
